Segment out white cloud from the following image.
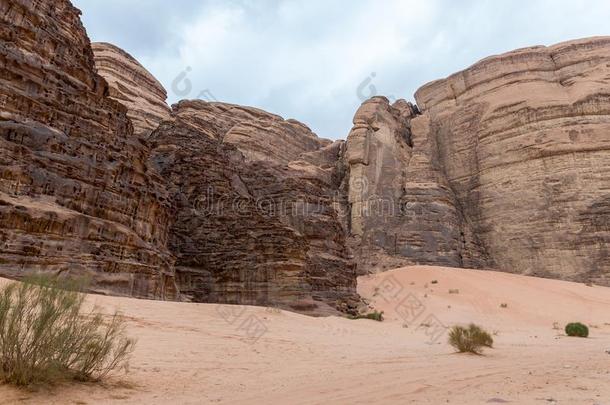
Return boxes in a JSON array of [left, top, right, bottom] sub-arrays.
[[75, 0, 610, 139]]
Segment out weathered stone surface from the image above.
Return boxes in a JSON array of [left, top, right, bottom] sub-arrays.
[[414, 37, 610, 283], [171, 100, 331, 165], [150, 100, 358, 314], [92, 42, 171, 137], [0, 0, 175, 298], [403, 115, 489, 270], [1, 0, 608, 310], [343, 97, 489, 273]]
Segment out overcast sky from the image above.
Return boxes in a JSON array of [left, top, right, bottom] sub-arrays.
[[74, 0, 610, 139]]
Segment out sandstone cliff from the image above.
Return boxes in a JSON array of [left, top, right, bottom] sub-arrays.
[[343, 97, 489, 274], [413, 37, 610, 284], [0, 0, 176, 298], [169, 100, 331, 165], [345, 38, 610, 284], [92, 42, 171, 137], [1, 0, 608, 312], [150, 100, 358, 313], [0, 0, 359, 314]]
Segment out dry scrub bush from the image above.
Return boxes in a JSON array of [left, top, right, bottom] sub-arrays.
[[0, 276, 135, 386], [448, 323, 493, 354], [349, 310, 384, 322]]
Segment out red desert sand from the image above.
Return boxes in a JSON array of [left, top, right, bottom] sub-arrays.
[[2, 266, 610, 404]]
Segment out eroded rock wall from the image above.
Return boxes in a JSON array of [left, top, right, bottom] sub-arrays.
[[150, 100, 358, 314], [344, 97, 489, 273], [170, 101, 331, 165], [414, 37, 610, 283], [1, 0, 608, 309], [0, 0, 175, 298], [92, 42, 171, 137]]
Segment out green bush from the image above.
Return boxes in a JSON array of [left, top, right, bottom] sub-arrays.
[[565, 322, 589, 338], [0, 276, 135, 386], [349, 310, 384, 322], [448, 323, 493, 354]]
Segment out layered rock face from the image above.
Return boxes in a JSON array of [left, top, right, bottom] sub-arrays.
[[170, 101, 331, 165], [92, 42, 170, 137], [414, 37, 610, 283], [150, 100, 358, 313], [0, 0, 175, 298], [0, 0, 359, 313], [344, 97, 489, 273], [1, 0, 608, 311]]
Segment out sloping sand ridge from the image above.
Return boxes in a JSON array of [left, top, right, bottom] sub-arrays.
[[1, 266, 610, 404]]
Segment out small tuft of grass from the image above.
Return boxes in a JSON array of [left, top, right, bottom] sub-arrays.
[[448, 289, 460, 294], [265, 306, 282, 314], [349, 310, 384, 322], [448, 323, 493, 354], [0, 275, 135, 386], [565, 322, 589, 338]]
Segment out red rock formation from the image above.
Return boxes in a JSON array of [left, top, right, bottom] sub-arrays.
[[1, 0, 608, 309], [0, 0, 176, 298], [92, 42, 171, 137], [170, 101, 331, 165], [0, 0, 358, 313], [150, 100, 358, 314]]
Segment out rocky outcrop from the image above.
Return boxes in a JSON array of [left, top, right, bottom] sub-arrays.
[[0, 0, 357, 314], [343, 97, 489, 273], [0, 0, 175, 298], [170, 101, 331, 165], [150, 100, 358, 314], [92, 42, 171, 137], [413, 37, 610, 283], [1, 0, 608, 310]]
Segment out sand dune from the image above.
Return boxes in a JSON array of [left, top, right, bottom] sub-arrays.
[[2, 266, 610, 404]]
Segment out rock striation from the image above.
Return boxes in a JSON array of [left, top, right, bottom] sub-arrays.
[[343, 97, 489, 273], [150, 100, 358, 313], [92, 42, 171, 137], [0, 0, 359, 314], [169, 101, 331, 165], [413, 37, 610, 283], [0, 0, 608, 311], [346, 38, 610, 284], [0, 0, 176, 298]]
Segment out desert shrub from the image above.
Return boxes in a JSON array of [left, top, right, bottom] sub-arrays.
[[500, 303, 508, 308], [0, 276, 135, 386], [448, 324, 493, 354], [565, 322, 589, 338], [431, 280, 438, 284], [350, 310, 384, 322], [448, 289, 460, 294]]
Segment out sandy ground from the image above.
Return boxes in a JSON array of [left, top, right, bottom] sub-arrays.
[[1, 266, 610, 404]]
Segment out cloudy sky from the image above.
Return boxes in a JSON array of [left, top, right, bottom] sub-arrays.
[[74, 0, 610, 139]]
